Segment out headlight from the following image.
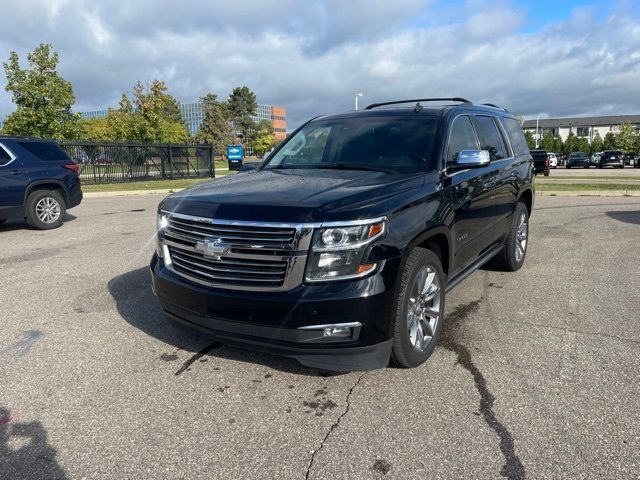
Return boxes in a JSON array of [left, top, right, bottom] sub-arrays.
[[156, 213, 169, 257], [305, 219, 386, 282]]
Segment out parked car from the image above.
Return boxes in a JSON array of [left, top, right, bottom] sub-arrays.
[[0, 136, 82, 229], [634, 154, 640, 168], [151, 98, 535, 371], [530, 149, 550, 176], [590, 152, 601, 167], [566, 152, 589, 168], [598, 150, 625, 168], [547, 152, 558, 168]]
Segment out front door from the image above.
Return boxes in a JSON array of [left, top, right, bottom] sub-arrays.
[[445, 115, 497, 274]]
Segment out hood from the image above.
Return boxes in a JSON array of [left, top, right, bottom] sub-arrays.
[[160, 168, 424, 222]]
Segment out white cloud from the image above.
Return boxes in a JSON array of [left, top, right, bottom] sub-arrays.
[[0, 0, 639, 128]]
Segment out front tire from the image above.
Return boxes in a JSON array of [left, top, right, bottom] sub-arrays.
[[488, 202, 529, 272], [390, 248, 446, 368], [25, 190, 66, 230]]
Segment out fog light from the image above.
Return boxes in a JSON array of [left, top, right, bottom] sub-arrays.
[[323, 327, 351, 337]]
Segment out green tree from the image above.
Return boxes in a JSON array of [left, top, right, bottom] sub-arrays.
[[195, 93, 234, 154], [591, 132, 603, 154], [81, 117, 111, 141], [2, 43, 80, 139], [227, 86, 257, 144], [553, 136, 563, 154], [540, 130, 555, 152], [251, 119, 277, 155], [563, 131, 578, 155], [576, 137, 590, 153], [616, 123, 635, 153], [603, 132, 617, 150], [524, 130, 535, 150]]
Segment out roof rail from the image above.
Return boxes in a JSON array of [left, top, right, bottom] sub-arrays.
[[364, 97, 472, 110], [482, 103, 509, 112]]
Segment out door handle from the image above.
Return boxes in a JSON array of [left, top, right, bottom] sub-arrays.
[[11, 170, 23, 175], [483, 181, 495, 189]]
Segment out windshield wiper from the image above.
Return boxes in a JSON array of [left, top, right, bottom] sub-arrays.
[[315, 163, 394, 174]]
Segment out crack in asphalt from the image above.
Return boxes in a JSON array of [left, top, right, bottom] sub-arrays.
[[440, 300, 526, 480], [174, 343, 223, 376], [504, 318, 640, 346], [304, 372, 367, 480]]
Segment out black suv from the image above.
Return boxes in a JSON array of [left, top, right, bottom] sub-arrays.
[[0, 137, 82, 229], [151, 98, 534, 371], [598, 150, 625, 168], [566, 152, 589, 168]]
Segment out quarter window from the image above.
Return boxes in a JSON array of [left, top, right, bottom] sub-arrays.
[[501, 118, 530, 155], [448, 116, 478, 162], [0, 145, 13, 166], [474, 116, 508, 161]]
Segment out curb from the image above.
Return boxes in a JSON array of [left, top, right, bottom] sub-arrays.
[[83, 189, 181, 198], [536, 190, 640, 197]]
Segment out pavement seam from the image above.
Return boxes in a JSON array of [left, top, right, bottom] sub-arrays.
[[304, 372, 367, 480], [441, 300, 526, 480], [174, 342, 223, 376]]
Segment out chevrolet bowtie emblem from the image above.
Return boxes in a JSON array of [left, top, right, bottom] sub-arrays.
[[201, 238, 229, 260]]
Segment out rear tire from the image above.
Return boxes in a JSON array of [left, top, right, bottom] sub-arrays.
[[390, 248, 446, 368], [25, 190, 66, 230], [487, 202, 529, 272]]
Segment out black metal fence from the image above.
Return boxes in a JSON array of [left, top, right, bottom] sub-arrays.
[[59, 142, 215, 185]]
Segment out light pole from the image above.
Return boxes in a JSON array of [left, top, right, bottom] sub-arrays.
[[355, 93, 364, 111], [535, 115, 540, 148]]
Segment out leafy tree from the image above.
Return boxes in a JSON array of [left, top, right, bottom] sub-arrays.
[[130, 80, 189, 143], [576, 137, 590, 153], [631, 133, 640, 155], [81, 117, 111, 141], [540, 130, 555, 152], [563, 131, 578, 155], [553, 136, 563, 154], [524, 130, 535, 150], [2, 43, 81, 139], [251, 119, 277, 155], [616, 123, 635, 153], [603, 132, 617, 150], [591, 132, 603, 154], [195, 93, 234, 154], [227, 86, 257, 144]]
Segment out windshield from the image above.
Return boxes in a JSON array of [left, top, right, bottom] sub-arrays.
[[571, 152, 587, 158], [264, 116, 440, 174]]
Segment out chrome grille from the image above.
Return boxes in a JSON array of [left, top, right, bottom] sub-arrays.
[[159, 212, 314, 291]]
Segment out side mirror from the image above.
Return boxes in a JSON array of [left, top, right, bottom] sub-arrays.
[[449, 150, 490, 170], [239, 162, 260, 172]]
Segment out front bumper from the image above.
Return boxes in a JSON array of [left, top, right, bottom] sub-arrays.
[[150, 254, 400, 371]]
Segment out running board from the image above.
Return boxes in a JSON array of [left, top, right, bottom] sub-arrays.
[[445, 243, 503, 293]]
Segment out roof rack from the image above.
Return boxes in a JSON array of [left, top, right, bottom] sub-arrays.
[[482, 103, 509, 112], [364, 97, 472, 110]]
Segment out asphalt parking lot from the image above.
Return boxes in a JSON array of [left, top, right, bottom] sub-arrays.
[[1, 193, 639, 480]]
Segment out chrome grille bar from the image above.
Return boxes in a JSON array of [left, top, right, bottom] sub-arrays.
[[159, 211, 315, 292]]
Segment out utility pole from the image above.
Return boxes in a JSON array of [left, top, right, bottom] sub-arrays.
[[355, 93, 364, 111]]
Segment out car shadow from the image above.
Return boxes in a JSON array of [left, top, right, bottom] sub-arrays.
[[606, 210, 640, 225], [107, 267, 341, 376], [0, 213, 77, 232], [0, 407, 69, 480]]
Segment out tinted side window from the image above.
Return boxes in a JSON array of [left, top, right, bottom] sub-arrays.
[[474, 116, 507, 160], [448, 116, 478, 162], [501, 117, 529, 155], [0, 145, 12, 166], [17, 141, 71, 161]]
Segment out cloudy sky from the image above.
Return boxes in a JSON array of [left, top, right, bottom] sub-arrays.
[[1, 0, 639, 128]]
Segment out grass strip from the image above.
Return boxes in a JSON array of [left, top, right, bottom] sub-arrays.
[[537, 183, 640, 191]]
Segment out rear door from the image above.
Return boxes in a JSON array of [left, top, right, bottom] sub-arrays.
[[0, 143, 29, 216], [471, 115, 517, 242], [445, 115, 498, 273]]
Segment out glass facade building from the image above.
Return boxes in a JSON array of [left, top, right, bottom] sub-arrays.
[[79, 102, 287, 139]]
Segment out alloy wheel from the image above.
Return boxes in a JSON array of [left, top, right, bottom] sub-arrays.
[[515, 212, 528, 262], [35, 197, 62, 224], [406, 265, 441, 351]]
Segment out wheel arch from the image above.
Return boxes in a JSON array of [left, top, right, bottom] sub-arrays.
[[24, 180, 69, 208], [402, 226, 452, 278], [518, 188, 534, 217]]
